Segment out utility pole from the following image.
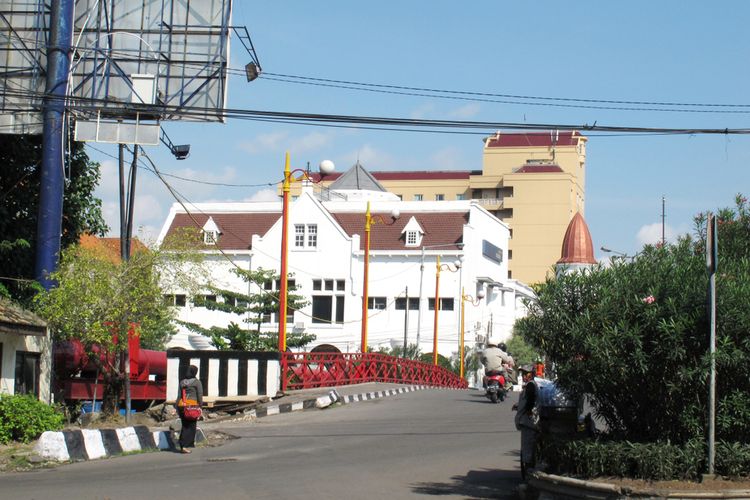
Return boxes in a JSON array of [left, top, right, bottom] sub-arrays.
[[707, 213, 718, 475], [402, 286, 409, 357], [661, 196, 666, 246], [36, 0, 75, 289]]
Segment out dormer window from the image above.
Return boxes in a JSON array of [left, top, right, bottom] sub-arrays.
[[406, 231, 419, 246], [201, 216, 221, 246], [401, 216, 424, 247], [204, 230, 218, 245]]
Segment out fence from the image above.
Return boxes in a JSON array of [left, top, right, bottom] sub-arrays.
[[166, 350, 281, 402], [282, 352, 467, 390]]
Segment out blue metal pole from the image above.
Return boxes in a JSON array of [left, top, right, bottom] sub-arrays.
[[36, 0, 75, 289]]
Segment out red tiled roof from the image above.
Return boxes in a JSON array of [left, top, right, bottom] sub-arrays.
[[486, 131, 584, 148], [310, 170, 472, 182], [162, 210, 466, 252], [332, 212, 467, 251], [164, 212, 281, 250], [557, 213, 596, 265], [79, 234, 148, 262], [514, 164, 564, 173]]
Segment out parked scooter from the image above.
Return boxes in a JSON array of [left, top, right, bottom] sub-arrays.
[[484, 371, 508, 403]]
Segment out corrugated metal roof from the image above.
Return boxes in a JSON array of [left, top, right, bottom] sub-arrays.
[[328, 162, 388, 191]]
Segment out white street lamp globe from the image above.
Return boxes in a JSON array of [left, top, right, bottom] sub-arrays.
[[390, 208, 401, 220], [319, 159, 335, 175], [477, 289, 486, 299]]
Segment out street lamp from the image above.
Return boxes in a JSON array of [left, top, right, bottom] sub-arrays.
[[433, 256, 461, 365], [601, 246, 638, 262], [416, 243, 463, 350], [279, 152, 334, 352], [361, 201, 400, 353], [460, 287, 485, 379], [600, 246, 627, 258]]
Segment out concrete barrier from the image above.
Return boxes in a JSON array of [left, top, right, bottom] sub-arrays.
[[528, 471, 750, 499], [34, 426, 176, 462]]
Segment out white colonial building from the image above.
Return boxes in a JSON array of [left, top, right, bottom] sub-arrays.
[[156, 163, 534, 362]]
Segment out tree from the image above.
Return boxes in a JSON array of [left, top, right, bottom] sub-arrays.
[[515, 194, 750, 445], [34, 236, 206, 414], [0, 135, 107, 304], [180, 267, 316, 351], [377, 343, 422, 360], [506, 332, 541, 368]]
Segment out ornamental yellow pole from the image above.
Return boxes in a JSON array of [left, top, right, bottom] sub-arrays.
[[361, 201, 372, 353], [460, 287, 466, 379], [432, 255, 441, 365], [278, 153, 291, 352]]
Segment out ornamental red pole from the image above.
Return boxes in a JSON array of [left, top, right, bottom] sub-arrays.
[[361, 202, 372, 353], [279, 153, 291, 352], [433, 255, 441, 365]]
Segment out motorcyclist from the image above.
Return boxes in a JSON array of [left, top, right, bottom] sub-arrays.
[[480, 340, 515, 388]]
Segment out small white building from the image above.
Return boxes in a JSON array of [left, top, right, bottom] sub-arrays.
[[156, 163, 534, 361], [0, 298, 52, 403]]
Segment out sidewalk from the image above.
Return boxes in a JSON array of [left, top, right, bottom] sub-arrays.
[[208, 382, 443, 424]]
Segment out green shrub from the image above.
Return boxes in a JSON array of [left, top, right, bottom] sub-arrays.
[[540, 438, 750, 481], [516, 194, 750, 445], [0, 394, 64, 444]]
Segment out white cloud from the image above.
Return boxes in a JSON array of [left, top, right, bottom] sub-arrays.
[[430, 147, 468, 170], [244, 188, 279, 202], [291, 131, 332, 154], [238, 131, 333, 156], [342, 144, 397, 170], [238, 131, 288, 154], [447, 103, 481, 119], [636, 223, 679, 246]]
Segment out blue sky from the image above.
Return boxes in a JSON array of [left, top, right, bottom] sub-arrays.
[[90, 1, 750, 264]]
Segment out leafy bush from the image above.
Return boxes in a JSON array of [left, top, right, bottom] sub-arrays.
[[0, 394, 65, 444], [541, 438, 709, 481], [516, 194, 750, 445], [506, 333, 540, 367]]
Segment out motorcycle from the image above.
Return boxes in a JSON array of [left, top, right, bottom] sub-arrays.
[[484, 371, 508, 403]]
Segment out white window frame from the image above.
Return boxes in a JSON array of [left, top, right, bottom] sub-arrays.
[[203, 230, 217, 245], [294, 225, 305, 247], [406, 231, 418, 246], [307, 224, 318, 248]]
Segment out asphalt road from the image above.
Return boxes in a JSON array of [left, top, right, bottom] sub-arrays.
[[2, 388, 523, 499]]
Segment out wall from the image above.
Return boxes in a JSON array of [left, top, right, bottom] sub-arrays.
[[0, 330, 52, 403]]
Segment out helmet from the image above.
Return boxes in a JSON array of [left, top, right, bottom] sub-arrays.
[[498, 342, 507, 352]]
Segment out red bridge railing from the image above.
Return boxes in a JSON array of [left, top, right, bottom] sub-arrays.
[[282, 352, 468, 391]]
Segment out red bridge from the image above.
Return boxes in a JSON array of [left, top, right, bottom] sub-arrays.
[[283, 352, 467, 391]]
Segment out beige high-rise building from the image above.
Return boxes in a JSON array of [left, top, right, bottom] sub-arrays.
[[289, 131, 588, 284]]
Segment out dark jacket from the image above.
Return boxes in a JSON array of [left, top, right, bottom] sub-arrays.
[[178, 377, 203, 406]]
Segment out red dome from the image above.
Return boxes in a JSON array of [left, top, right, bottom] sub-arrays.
[[557, 213, 596, 264]]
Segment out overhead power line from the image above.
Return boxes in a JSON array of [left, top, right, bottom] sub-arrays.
[[3, 87, 750, 137], [5, 29, 750, 114], [259, 73, 750, 115], [260, 72, 750, 109]]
